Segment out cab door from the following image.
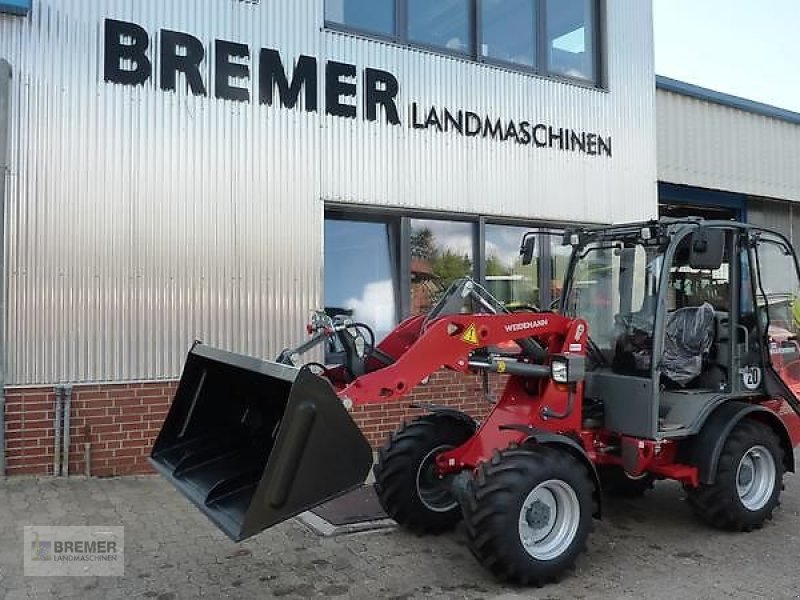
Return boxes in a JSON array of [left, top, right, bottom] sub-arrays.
[[751, 231, 800, 411]]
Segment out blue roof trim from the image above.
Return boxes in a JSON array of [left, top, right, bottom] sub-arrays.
[[656, 75, 800, 126]]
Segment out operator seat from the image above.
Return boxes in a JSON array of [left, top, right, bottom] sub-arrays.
[[661, 303, 716, 387]]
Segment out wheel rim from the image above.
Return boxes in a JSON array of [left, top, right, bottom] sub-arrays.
[[416, 445, 457, 513], [736, 445, 776, 511], [518, 479, 581, 561]]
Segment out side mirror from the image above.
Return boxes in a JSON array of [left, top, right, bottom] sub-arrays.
[[689, 228, 724, 270], [520, 235, 536, 266]]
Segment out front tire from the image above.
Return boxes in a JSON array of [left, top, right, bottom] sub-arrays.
[[687, 419, 784, 531], [373, 414, 475, 534], [462, 446, 594, 585]]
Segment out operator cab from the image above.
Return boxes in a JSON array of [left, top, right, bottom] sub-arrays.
[[555, 219, 800, 440]]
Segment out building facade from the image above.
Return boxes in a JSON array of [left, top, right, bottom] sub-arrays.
[[2, 0, 657, 475]]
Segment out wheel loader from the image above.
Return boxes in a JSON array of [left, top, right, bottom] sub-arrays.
[[150, 218, 800, 585]]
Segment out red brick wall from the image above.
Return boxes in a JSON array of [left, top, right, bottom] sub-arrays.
[[5, 383, 175, 477], [4, 371, 504, 477]]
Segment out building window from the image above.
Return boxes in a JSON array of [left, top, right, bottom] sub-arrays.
[[480, 0, 536, 68], [408, 0, 473, 54], [324, 0, 602, 87], [484, 224, 539, 308], [410, 219, 475, 314], [324, 219, 399, 341], [545, 0, 596, 81], [324, 0, 396, 37], [324, 210, 569, 347]]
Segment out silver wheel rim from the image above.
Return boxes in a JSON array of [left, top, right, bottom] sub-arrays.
[[518, 479, 581, 561], [736, 445, 776, 511], [416, 445, 457, 513]]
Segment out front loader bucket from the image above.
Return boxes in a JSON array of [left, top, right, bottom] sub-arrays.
[[150, 344, 373, 542]]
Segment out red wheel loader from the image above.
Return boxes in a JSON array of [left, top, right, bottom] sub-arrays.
[[151, 219, 800, 585]]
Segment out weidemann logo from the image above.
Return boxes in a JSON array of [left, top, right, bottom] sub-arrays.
[[505, 319, 549, 333]]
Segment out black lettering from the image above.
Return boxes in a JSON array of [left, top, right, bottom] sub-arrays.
[[215, 40, 250, 102], [54, 541, 64, 553], [260, 50, 317, 111], [411, 102, 426, 129], [364, 68, 400, 125], [532, 124, 547, 147], [326, 61, 357, 118], [444, 109, 463, 134], [160, 29, 207, 96], [519, 121, 532, 145], [104, 19, 152, 86], [549, 126, 565, 150], [570, 130, 586, 153], [425, 106, 443, 131], [586, 133, 598, 155], [483, 117, 504, 140], [598, 135, 612, 157], [465, 112, 482, 136], [505, 120, 519, 144]]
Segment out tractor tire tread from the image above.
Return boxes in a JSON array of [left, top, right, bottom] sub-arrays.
[[687, 419, 784, 532], [462, 445, 594, 585], [373, 414, 474, 535]]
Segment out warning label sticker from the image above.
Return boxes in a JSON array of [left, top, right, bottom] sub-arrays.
[[461, 324, 480, 345]]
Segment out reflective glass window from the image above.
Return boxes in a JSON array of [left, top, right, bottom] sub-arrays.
[[546, 0, 596, 81], [408, 0, 472, 54], [324, 219, 398, 341], [484, 224, 539, 308], [410, 219, 474, 314], [480, 0, 536, 67], [325, 0, 396, 36]]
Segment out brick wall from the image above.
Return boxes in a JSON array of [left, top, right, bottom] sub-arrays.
[[3, 371, 504, 477], [5, 383, 175, 477]]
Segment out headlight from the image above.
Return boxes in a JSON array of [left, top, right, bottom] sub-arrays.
[[550, 354, 585, 384], [551, 359, 569, 383]]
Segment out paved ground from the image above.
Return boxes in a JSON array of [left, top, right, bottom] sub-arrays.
[[1, 459, 800, 600]]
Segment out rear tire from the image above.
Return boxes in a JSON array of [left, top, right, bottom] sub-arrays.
[[373, 414, 475, 534], [462, 446, 594, 585], [687, 419, 784, 531], [598, 465, 654, 497]]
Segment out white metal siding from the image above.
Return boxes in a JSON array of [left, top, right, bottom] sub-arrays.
[[0, 0, 656, 385], [321, 0, 657, 224], [657, 89, 800, 202]]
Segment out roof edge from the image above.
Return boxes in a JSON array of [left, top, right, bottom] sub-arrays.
[[656, 75, 800, 126]]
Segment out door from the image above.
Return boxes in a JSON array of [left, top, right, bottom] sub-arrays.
[[751, 231, 800, 405]]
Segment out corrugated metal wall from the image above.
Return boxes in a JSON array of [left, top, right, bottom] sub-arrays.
[[321, 0, 657, 224], [748, 197, 800, 246], [0, 0, 657, 385], [657, 89, 800, 203]]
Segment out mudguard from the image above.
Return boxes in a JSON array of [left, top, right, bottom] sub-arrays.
[[690, 400, 795, 485], [507, 426, 602, 518]]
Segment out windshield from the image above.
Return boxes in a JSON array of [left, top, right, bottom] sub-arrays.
[[563, 241, 664, 365]]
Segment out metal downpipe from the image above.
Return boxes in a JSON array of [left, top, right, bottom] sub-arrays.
[[53, 386, 63, 477], [0, 60, 13, 475], [62, 385, 72, 476]]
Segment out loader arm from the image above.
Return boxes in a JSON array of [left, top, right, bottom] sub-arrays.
[[339, 312, 576, 406]]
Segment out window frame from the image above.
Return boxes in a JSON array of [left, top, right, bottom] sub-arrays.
[[323, 0, 605, 89], [541, 0, 601, 85], [324, 204, 575, 325]]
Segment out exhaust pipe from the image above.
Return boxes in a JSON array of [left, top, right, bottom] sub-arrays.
[[150, 344, 373, 542]]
